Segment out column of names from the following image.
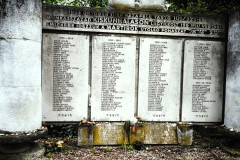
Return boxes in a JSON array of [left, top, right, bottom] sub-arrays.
[[91, 36, 136, 121]]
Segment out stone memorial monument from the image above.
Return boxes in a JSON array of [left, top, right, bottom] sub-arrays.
[[42, 0, 227, 145]]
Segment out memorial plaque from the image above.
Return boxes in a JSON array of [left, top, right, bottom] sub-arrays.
[[138, 38, 183, 121], [182, 40, 224, 122], [43, 6, 227, 38], [42, 33, 89, 121], [91, 36, 136, 121]]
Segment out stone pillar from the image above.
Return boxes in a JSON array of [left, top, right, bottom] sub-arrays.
[[225, 12, 240, 131], [0, 0, 42, 132]]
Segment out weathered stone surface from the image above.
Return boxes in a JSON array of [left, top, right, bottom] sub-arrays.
[[130, 123, 178, 144], [108, 0, 135, 9], [78, 125, 94, 146], [42, 34, 89, 121], [138, 0, 166, 10], [138, 38, 182, 121], [93, 123, 128, 145], [91, 36, 136, 121], [0, 143, 45, 160], [225, 12, 240, 131], [177, 123, 193, 145], [0, 0, 42, 132], [0, 0, 42, 42], [182, 40, 225, 122], [43, 6, 227, 38]]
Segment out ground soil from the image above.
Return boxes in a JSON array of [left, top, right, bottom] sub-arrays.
[[37, 131, 240, 160]]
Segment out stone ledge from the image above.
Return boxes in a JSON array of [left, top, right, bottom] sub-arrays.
[[78, 122, 179, 146], [0, 128, 48, 144]]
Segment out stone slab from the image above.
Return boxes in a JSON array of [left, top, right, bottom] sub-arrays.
[[0, 0, 42, 42], [130, 123, 178, 144], [93, 122, 128, 145], [91, 36, 136, 121], [138, 38, 182, 121], [42, 33, 89, 121], [78, 125, 94, 146], [43, 6, 227, 38], [0, 87, 41, 132], [225, 12, 240, 131], [182, 40, 225, 122], [0, 40, 41, 87]]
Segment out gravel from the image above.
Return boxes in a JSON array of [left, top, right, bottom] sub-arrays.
[[38, 133, 240, 160]]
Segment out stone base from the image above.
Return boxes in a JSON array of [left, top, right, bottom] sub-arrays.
[[78, 124, 94, 146], [78, 122, 179, 146], [130, 123, 178, 144], [93, 122, 128, 145], [177, 122, 193, 145], [0, 143, 45, 160]]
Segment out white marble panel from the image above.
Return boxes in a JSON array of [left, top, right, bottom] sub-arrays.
[[42, 34, 89, 121], [138, 38, 183, 121], [182, 40, 225, 122], [91, 36, 136, 121]]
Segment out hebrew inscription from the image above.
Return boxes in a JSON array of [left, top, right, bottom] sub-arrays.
[[91, 36, 136, 121], [42, 34, 89, 121], [138, 38, 182, 121], [182, 40, 224, 122]]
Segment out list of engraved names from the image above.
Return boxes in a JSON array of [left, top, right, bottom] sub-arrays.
[[138, 38, 182, 121], [182, 40, 224, 122], [91, 36, 136, 121], [42, 34, 89, 121]]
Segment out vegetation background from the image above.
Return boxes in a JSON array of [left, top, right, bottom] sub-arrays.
[[43, 0, 240, 15]]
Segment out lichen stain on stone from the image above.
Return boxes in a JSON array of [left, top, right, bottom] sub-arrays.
[[78, 126, 93, 146], [177, 123, 193, 145], [93, 125, 102, 145], [130, 125, 144, 144], [16, 0, 25, 9], [79, 127, 88, 145], [0, 0, 7, 17]]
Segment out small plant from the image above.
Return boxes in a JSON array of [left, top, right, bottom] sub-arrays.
[[181, 156, 190, 160], [91, 147, 97, 154], [46, 152, 54, 158], [105, 146, 112, 152], [120, 144, 127, 149], [127, 145, 134, 151], [120, 144, 134, 151]]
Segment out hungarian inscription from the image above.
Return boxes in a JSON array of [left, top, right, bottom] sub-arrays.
[[91, 36, 136, 121], [138, 38, 182, 121], [42, 34, 89, 121], [182, 40, 224, 122], [43, 6, 227, 38]]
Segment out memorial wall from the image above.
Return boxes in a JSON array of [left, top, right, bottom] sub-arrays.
[[42, 5, 227, 123]]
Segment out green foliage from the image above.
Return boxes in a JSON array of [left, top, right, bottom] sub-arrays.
[[46, 152, 55, 158], [181, 156, 190, 160], [104, 146, 112, 152], [166, 0, 240, 15], [120, 144, 134, 151], [43, 0, 108, 7], [47, 124, 78, 138], [91, 147, 97, 154]]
